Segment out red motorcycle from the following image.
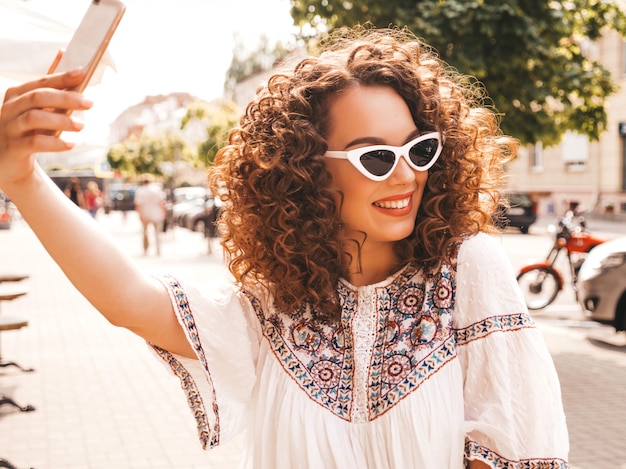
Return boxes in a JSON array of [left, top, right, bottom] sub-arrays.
[[516, 211, 605, 310]]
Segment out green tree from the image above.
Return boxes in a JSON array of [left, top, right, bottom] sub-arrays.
[[181, 100, 241, 167], [290, 0, 626, 145], [106, 133, 191, 179]]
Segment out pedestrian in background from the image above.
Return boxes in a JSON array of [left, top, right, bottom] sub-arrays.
[[83, 180, 102, 218], [0, 27, 569, 468], [133, 174, 166, 256], [63, 177, 85, 210]]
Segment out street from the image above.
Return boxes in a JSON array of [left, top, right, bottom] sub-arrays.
[[499, 218, 626, 469], [0, 212, 625, 468]]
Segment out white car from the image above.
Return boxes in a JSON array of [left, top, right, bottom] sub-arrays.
[[577, 236, 626, 331]]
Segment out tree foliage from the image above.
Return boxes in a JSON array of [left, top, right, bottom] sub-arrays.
[[106, 133, 191, 180], [290, 0, 626, 145], [181, 100, 240, 167]]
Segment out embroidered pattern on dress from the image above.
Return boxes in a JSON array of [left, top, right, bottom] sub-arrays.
[[454, 313, 536, 346], [153, 274, 220, 449], [151, 345, 218, 449], [247, 294, 355, 420], [246, 260, 459, 422], [369, 264, 456, 419], [465, 440, 569, 468]]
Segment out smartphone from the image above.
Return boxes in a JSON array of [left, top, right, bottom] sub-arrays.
[[51, 0, 126, 93]]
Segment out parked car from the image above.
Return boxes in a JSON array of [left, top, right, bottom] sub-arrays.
[[577, 236, 626, 331], [105, 184, 138, 212], [173, 186, 210, 205], [493, 192, 537, 234], [171, 187, 212, 228], [177, 198, 211, 231]]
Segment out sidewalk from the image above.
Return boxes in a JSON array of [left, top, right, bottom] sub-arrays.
[[0, 212, 242, 469]]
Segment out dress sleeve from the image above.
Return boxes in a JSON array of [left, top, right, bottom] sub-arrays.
[[454, 233, 570, 468], [149, 274, 261, 450]]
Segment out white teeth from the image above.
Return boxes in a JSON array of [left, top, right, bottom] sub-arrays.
[[374, 197, 410, 209]]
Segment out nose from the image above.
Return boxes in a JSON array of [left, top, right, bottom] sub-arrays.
[[388, 155, 416, 183]]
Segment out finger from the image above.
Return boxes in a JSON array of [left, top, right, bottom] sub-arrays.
[[4, 68, 86, 102], [4, 88, 93, 126], [7, 133, 76, 155], [9, 108, 85, 138]]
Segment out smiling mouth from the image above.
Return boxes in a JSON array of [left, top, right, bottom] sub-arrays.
[[373, 196, 411, 209]]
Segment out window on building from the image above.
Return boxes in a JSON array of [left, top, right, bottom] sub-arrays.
[[529, 142, 543, 172], [561, 131, 589, 171], [565, 162, 588, 172]]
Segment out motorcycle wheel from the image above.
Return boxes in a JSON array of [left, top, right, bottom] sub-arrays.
[[516, 267, 561, 310]]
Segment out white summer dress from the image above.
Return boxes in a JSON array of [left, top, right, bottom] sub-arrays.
[[151, 232, 570, 468]]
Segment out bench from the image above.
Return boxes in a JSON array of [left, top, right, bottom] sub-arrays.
[[0, 287, 32, 371], [0, 315, 33, 372], [0, 274, 29, 284], [0, 274, 32, 373], [0, 277, 35, 469], [0, 315, 35, 413], [0, 291, 26, 310], [0, 274, 33, 374]]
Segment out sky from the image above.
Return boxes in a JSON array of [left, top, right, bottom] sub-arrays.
[[11, 0, 297, 142]]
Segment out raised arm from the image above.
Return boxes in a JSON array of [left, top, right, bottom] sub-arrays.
[[0, 70, 194, 358]]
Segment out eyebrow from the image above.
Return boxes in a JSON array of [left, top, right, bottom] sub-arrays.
[[343, 128, 422, 150]]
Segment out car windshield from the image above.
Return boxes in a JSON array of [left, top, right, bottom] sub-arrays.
[[508, 193, 532, 207]]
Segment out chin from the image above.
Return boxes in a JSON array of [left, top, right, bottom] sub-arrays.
[[395, 219, 418, 237], [381, 225, 416, 243]]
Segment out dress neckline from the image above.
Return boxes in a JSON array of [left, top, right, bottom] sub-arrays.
[[338, 263, 412, 291]]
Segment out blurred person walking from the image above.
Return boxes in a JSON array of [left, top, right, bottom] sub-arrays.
[[134, 174, 166, 255], [63, 177, 85, 209], [84, 181, 102, 218]]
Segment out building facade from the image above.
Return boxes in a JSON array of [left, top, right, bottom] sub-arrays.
[[505, 29, 626, 217]]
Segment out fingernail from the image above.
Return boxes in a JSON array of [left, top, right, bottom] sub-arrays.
[[72, 119, 85, 130], [68, 68, 83, 77], [80, 97, 93, 108]]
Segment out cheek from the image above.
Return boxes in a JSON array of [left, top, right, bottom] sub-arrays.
[[416, 170, 429, 186], [326, 160, 372, 194], [414, 173, 429, 208], [325, 159, 348, 187], [326, 164, 377, 217]]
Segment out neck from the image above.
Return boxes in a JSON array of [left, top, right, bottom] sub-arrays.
[[343, 241, 404, 287]]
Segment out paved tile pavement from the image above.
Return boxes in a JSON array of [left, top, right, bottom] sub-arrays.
[[0, 211, 625, 468], [0, 212, 242, 469], [537, 321, 626, 469]]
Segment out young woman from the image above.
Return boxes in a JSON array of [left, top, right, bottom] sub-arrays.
[[0, 28, 568, 468]]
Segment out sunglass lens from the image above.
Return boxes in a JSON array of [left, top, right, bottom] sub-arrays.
[[409, 138, 439, 167], [360, 150, 396, 177]]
